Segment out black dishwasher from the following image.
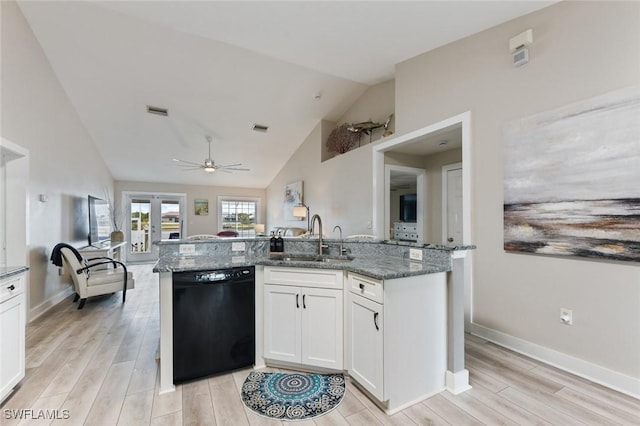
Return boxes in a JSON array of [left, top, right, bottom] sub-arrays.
[[172, 266, 255, 383]]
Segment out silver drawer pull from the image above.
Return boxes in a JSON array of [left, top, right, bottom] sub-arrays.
[[359, 283, 364, 290], [8, 285, 15, 291]]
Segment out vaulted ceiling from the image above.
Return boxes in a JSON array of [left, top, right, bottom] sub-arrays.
[[17, 1, 555, 188]]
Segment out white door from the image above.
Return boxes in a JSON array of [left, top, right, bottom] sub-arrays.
[[444, 165, 463, 245], [125, 193, 185, 262], [347, 293, 384, 401], [301, 287, 343, 370], [264, 285, 301, 363]]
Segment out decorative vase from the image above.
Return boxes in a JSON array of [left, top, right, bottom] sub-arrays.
[[110, 230, 124, 243]]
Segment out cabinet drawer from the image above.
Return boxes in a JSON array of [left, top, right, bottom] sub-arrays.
[[264, 267, 343, 290], [0, 276, 25, 304], [348, 273, 383, 304]]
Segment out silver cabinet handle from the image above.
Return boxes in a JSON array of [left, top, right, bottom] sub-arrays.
[[359, 283, 364, 290], [303, 294, 306, 309], [373, 312, 379, 331], [8, 284, 15, 291], [296, 294, 299, 308]]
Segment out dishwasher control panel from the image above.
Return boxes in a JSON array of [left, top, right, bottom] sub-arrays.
[[195, 268, 253, 282]]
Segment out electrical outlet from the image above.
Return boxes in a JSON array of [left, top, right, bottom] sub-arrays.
[[231, 242, 246, 252], [409, 248, 423, 261], [366, 220, 372, 229], [179, 244, 196, 255], [560, 308, 573, 325]]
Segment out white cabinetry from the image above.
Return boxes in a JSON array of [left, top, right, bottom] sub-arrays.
[[348, 291, 384, 400], [1, 272, 26, 403], [264, 267, 343, 370], [346, 271, 447, 414]]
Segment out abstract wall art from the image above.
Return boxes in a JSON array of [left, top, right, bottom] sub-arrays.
[[284, 180, 303, 221], [503, 86, 640, 262]]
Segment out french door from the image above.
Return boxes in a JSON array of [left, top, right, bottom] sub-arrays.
[[124, 192, 186, 263]]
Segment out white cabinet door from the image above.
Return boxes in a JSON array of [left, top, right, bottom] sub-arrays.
[[300, 287, 343, 370], [264, 284, 301, 364], [0, 291, 26, 402], [347, 292, 384, 401]]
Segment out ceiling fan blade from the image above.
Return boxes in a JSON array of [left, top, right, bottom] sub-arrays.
[[223, 167, 250, 171], [179, 167, 204, 171], [217, 163, 242, 168], [173, 158, 203, 166]]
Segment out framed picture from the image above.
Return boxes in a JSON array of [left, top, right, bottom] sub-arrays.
[[194, 199, 209, 216], [284, 181, 303, 221]]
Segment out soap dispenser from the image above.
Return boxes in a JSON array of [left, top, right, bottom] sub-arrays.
[[275, 231, 284, 252], [269, 231, 276, 252]]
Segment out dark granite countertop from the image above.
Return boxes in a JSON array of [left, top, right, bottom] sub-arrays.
[[0, 266, 29, 280], [154, 253, 449, 280]]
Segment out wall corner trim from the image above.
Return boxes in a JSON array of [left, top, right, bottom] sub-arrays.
[[468, 323, 640, 399]]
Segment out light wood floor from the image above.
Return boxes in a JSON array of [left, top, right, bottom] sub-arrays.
[[2, 264, 638, 425]]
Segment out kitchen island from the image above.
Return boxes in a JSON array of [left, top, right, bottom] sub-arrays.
[[154, 237, 473, 412]]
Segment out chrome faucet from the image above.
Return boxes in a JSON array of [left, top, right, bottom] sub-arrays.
[[333, 225, 346, 255], [310, 214, 326, 255]]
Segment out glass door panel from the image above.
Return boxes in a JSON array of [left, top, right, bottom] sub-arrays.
[[129, 199, 152, 261], [161, 200, 181, 240], [125, 193, 186, 263]]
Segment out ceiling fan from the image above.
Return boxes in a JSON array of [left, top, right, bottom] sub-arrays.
[[172, 136, 250, 173]]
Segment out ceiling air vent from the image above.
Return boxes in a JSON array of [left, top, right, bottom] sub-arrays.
[[147, 105, 168, 116], [252, 123, 269, 133]]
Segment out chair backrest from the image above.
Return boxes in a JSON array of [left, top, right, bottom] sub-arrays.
[[60, 247, 88, 292], [217, 231, 238, 237], [187, 234, 220, 240]]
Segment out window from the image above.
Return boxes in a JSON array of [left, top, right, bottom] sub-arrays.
[[218, 198, 259, 237]]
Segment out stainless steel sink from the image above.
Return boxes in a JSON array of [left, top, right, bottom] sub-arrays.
[[269, 254, 354, 263]]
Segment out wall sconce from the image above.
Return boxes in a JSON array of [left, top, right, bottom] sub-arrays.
[[292, 203, 310, 232], [254, 223, 265, 236]]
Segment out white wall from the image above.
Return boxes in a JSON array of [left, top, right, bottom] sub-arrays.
[[396, 1, 640, 391], [115, 181, 266, 236], [1, 1, 114, 319]]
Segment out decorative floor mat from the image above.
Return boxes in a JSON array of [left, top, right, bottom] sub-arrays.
[[241, 371, 345, 421]]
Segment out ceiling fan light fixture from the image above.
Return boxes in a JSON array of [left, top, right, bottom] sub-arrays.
[[204, 166, 216, 173]]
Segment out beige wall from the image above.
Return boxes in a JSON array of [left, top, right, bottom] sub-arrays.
[[1, 1, 114, 319], [115, 181, 266, 237], [267, 121, 374, 236], [396, 1, 640, 383]]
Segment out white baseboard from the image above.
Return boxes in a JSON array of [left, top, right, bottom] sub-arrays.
[[28, 287, 74, 322], [468, 323, 640, 399]]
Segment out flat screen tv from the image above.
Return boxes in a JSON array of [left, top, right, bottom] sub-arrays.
[[88, 195, 111, 246], [399, 194, 417, 222]]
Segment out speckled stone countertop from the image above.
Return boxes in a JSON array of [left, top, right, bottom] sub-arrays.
[[155, 253, 449, 280], [0, 266, 29, 280]]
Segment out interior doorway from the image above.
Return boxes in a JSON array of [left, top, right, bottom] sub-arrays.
[[123, 192, 186, 263], [372, 112, 473, 325]]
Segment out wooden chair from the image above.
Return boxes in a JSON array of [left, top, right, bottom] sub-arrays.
[[59, 246, 134, 309]]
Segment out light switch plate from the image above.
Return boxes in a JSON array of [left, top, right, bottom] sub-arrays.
[[232, 242, 246, 252], [179, 244, 196, 254], [409, 248, 423, 261]]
